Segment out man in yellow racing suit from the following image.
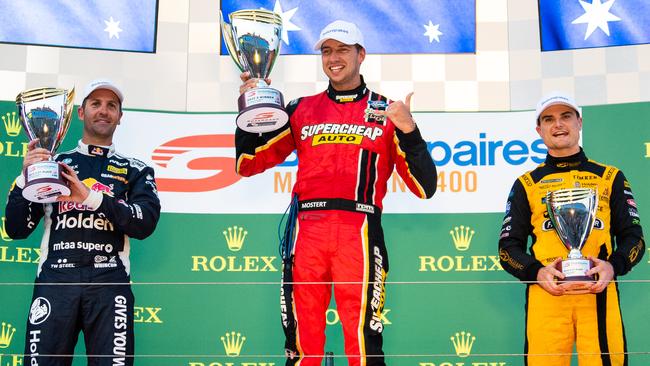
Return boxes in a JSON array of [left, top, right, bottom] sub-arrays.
[[498, 92, 645, 366]]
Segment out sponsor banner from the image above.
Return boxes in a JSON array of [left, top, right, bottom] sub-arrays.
[[114, 110, 560, 214]]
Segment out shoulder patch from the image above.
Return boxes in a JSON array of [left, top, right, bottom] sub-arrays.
[[114, 153, 148, 172], [128, 158, 147, 171], [115, 152, 148, 172], [603, 166, 618, 182], [520, 173, 534, 187], [286, 97, 303, 117]]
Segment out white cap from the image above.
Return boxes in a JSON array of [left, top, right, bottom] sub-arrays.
[[535, 91, 581, 122], [313, 20, 365, 51], [83, 79, 124, 103]]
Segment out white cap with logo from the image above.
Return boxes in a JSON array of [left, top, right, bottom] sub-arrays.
[[535, 91, 581, 122], [313, 20, 365, 51], [83, 79, 124, 103]]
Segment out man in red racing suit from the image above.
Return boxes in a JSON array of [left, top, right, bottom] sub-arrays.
[[236, 20, 437, 366]]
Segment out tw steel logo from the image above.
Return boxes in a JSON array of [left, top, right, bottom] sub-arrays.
[[152, 134, 241, 192]]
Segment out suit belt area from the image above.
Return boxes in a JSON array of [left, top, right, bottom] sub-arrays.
[[298, 198, 381, 216]]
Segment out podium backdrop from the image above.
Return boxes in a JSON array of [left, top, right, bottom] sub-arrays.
[[0, 100, 648, 366]]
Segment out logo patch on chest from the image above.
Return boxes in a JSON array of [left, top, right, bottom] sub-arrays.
[[301, 123, 384, 146]]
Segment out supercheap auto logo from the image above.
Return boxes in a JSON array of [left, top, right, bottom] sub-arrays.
[[150, 132, 546, 193]]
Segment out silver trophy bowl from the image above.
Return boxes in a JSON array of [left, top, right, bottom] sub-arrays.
[[221, 9, 288, 133], [546, 187, 598, 293], [16, 87, 75, 203]]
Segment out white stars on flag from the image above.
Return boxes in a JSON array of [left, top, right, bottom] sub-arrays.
[[572, 0, 621, 40], [423, 20, 443, 43], [273, 0, 301, 45], [104, 17, 123, 39]]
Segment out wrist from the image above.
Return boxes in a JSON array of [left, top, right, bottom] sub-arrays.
[[82, 190, 103, 211], [400, 121, 416, 134]]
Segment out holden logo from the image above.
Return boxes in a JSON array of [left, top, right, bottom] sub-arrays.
[[29, 297, 52, 325]]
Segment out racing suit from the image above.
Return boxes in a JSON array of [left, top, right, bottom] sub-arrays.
[[498, 149, 644, 366], [5, 141, 161, 366], [236, 78, 437, 366]]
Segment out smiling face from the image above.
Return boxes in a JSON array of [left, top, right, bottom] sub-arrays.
[[536, 104, 582, 157], [320, 39, 365, 91], [78, 89, 122, 146]]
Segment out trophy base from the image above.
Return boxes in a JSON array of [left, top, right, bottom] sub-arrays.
[[557, 258, 595, 295], [23, 161, 70, 203], [237, 87, 289, 133], [558, 279, 596, 295]]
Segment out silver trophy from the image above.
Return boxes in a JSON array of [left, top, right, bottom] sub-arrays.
[[546, 188, 598, 293], [16, 87, 75, 203], [220, 9, 288, 133]]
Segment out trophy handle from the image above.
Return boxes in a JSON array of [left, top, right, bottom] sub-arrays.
[[55, 87, 75, 153], [220, 11, 245, 73]]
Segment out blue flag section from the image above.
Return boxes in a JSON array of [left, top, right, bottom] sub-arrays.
[[539, 0, 650, 51], [0, 0, 158, 53], [220, 0, 476, 55]]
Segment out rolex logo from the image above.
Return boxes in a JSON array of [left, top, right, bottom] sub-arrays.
[[450, 331, 475, 358], [223, 226, 247, 252], [450, 225, 474, 251], [0, 322, 16, 349], [221, 331, 246, 357], [2, 111, 21, 136], [1, 217, 12, 242]]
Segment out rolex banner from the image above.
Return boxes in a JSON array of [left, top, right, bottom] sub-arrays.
[[0, 101, 648, 365]]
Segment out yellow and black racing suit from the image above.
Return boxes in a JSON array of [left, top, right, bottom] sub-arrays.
[[498, 149, 645, 366]]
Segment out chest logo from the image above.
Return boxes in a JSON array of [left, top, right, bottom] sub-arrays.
[[364, 100, 389, 123], [82, 178, 114, 196], [301, 123, 383, 146], [107, 165, 128, 175]]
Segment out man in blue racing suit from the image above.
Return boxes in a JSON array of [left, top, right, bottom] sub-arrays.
[[5, 79, 160, 366]]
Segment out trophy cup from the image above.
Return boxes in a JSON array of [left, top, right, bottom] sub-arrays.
[[546, 188, 598, 294], [220, 9, 288, 133], [16, 87, 75, 203]]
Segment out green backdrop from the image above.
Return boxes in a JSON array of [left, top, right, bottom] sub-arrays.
[[0, 101, 648, 366]]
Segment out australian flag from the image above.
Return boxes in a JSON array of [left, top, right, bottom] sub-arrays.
[[540, 0, 650, 51], [220, 0, 476, 55], [0, 0, 158, 53]]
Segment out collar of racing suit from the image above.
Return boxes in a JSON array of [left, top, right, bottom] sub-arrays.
[[76, 140, 116, 158], [544, 147, 587, 170], [326, 75, 368, 104]]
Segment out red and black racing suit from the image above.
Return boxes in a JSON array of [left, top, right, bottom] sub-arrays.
[[498, 149, 645, 366], [236, 78, 437, 366], [5, 141, 161, 366]]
